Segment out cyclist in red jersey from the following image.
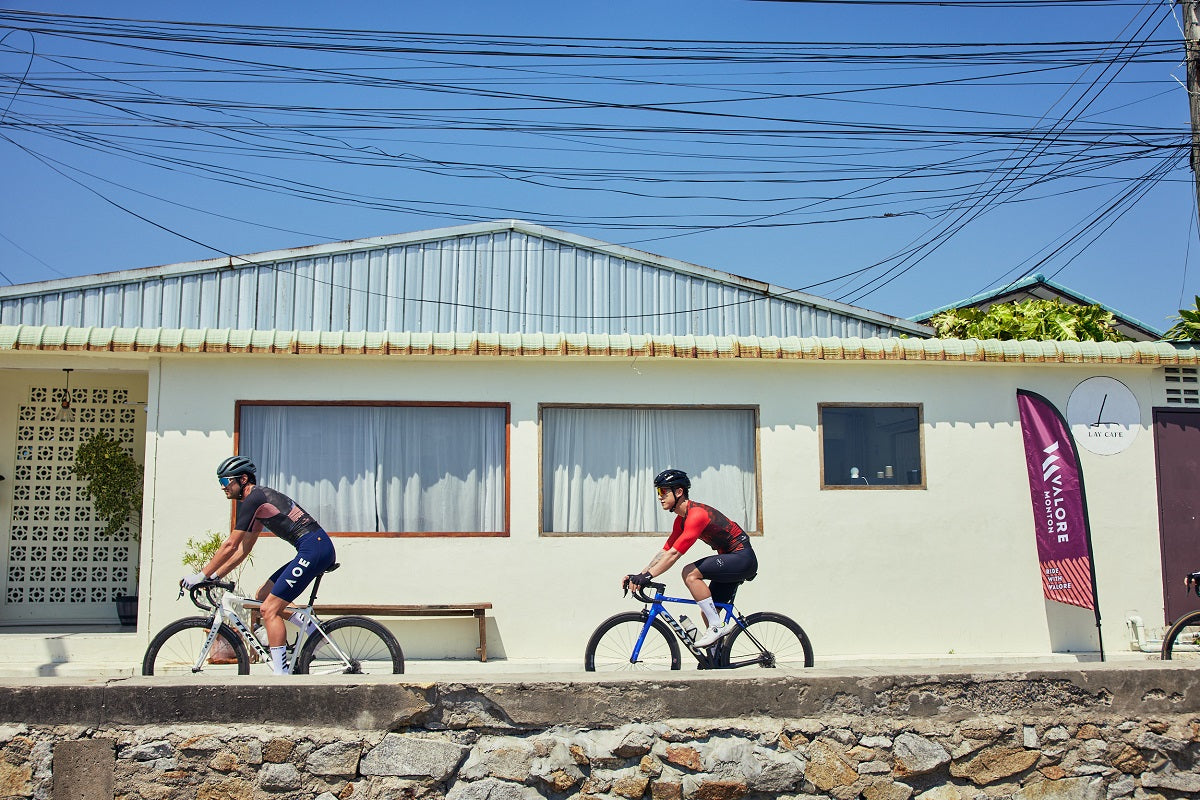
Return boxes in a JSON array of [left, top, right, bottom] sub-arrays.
[[622, 468, 757, 648]]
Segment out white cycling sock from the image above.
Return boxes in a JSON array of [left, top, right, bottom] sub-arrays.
[[270, 645, 290, 675], [698, 597, 719, 626]]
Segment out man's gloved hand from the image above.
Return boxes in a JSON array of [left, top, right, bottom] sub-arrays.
[[180, 572, 210, 589], [628, 572, 653, 588]]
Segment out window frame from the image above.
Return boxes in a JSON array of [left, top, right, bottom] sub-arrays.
[[233, 400, 511, 537], [538, 402, 762, 537], [818, 402, 926, 491]]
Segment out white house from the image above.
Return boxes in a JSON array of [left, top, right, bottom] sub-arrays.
[[0, 221, 1195, 674]]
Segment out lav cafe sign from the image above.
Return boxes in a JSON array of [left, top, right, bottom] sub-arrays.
[[1064, 376, 1140, 456]]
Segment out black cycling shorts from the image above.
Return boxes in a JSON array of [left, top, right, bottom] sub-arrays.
[[690, 547, 757, 605], [267, 531, 336, 602]]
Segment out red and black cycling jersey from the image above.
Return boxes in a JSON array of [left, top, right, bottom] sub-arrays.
[[234, 485, 322, 548], [664, 501, 750, 555]]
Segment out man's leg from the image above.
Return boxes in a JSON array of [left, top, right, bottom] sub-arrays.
[[682, 564, 721, 627], [258, 592, 292, 675]]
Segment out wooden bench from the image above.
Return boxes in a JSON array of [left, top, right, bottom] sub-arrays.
[[313, 603, 493, 662]]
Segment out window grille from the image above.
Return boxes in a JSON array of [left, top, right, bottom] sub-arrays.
[[1165, 367, 1200, 406]]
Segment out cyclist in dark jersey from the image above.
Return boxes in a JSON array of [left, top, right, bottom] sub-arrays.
[[622, 468, 757, 648], [180, 455, 336, 675]]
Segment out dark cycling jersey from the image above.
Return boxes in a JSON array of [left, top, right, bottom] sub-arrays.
[[234, 485, 322, 547], [664, 501, 750, 555]]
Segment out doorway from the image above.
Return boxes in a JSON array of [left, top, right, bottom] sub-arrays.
[[1154, 408, 1200, 625]]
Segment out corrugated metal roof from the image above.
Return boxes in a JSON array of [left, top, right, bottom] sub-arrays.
[[2, 324, 1194, 365], [0, 220, 930, 340]]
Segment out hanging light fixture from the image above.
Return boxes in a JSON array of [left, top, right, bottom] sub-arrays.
[[57, 368, 74, 422]]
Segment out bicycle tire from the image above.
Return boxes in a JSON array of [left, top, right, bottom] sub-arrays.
[[295, 615, 404, 674], [1161, 609, 1200, 660], [585, 612, 681, 671], [721, 611, 814, 669], [142, 616, 250, 676]]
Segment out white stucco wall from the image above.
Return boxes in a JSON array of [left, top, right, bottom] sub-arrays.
[[126, 353, 1167, 664]]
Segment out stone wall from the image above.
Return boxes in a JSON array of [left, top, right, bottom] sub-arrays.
[[3, 664, 1199, 800]]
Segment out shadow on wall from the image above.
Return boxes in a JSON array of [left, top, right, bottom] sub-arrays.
[[1045, 599, 1104, 657]]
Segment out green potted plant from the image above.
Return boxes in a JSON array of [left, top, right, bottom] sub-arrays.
[[72, 431, 143, 626], [182, 530, 253, 663]]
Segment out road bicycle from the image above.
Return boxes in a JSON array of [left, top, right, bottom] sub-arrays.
[[1161, 571, 1200, 661], [142, 562, 404, 675], [584, 580, 813, 671]]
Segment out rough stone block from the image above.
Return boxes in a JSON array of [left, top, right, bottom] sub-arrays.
[[692, 779, 748, 800], [950, 746, 1039, 786], [1012, 776, 1103, 800], [446, 777, 545, 800], [259, 762, 303, 791], [893, 733, 951, 778], [197, 777, 254, 800], [360, 733, 469, 780], [52, 739, 114, 800], [263, 737, 296, 763], [805, 740, 858, 791], [862, 779, 914, 800], [664, 745, 703, 772]]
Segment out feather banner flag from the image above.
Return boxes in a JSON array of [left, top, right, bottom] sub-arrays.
[[1016, 390, 1098, 611]]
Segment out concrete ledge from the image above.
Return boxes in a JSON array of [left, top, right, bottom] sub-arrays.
[[2, 661, 1197, 731]]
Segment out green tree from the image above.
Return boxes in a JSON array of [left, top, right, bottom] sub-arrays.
[[72, 431, 143, 538], [929, 299, 1127, 342], [1164, 296, 1200, 341]]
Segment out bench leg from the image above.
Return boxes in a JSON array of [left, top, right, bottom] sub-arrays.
[[474, 610, 487, 662]]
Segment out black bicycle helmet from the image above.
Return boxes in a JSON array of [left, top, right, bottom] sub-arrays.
[[216, 455, 256, 479], [653, 469, 691, 490]]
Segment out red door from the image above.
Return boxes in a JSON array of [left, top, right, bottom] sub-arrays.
[[1155, 408, 1200, 624]]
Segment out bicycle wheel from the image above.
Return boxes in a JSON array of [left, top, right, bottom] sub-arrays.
[[585, 612, 681, 671], [721, 611, 814, 670], [1161, 610, 1200, 660], [142, 616, 250, 676], [295, 616, 404, 674]]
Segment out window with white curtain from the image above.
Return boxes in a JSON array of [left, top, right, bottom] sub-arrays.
[[541, 406, 758, 535], [238, 403, 507, 535]]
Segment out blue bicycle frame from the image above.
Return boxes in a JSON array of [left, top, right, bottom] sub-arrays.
[[630, 582, 743, 668]]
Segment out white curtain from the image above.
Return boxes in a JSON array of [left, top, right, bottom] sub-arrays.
[[240, 405, 505, 533], [543, 407, 757, 533]]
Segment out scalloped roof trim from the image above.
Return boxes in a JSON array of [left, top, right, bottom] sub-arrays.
[[0, 325, 1195, 365]]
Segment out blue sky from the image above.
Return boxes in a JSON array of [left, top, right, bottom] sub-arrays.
[[0, 1, 1192, 331]]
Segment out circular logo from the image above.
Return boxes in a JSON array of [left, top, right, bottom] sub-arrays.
[[1065, 376, 1141, 455]]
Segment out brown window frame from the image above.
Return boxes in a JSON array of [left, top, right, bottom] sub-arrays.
[[818, 402, 926, 490], [538, 402, 763, 537], [233, 400, 511, 537]]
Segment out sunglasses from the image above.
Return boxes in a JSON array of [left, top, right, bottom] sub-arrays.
[[219, 477, 236, 487], [656, 487, 674, 498]]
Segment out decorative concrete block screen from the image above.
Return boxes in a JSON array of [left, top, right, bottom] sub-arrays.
[[5, 384, 140, 623]]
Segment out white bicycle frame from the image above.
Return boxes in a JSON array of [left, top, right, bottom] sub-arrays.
[[193, 590, 357, 674]]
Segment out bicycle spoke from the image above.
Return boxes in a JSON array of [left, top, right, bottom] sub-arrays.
[[142, 617, 250, 675], [297, 616, 403, 674], [586, 614, 679, 671], [723, 612, 813, 670]]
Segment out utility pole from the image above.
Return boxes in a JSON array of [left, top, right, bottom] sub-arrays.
[[1186, 0, 1200, 226]]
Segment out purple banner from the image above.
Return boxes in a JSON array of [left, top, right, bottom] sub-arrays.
[[1016, 390, 1096, 610]]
